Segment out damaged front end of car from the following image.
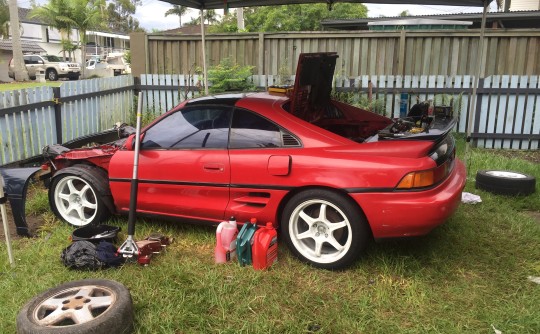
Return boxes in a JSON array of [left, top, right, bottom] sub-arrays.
[[0, 124, 135, 236]]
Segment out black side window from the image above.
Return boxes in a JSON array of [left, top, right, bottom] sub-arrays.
[[141, 106, 231, 149], [23, 57, 31, 65], [229, 108, 282, 149]]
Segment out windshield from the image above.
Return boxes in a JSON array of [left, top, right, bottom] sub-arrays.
[[42, 55, 63, 62]]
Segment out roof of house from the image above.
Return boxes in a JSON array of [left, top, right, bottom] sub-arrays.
[[18, 7, 44, 25], [322, 10, 540, 30], [0, 39, 46, 53], [161, 25, 211, 34]]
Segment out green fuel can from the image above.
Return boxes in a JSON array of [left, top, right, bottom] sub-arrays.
[[236, 218, 258, 266]]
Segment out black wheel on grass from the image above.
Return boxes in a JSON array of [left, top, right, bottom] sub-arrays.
[[281, 189, 370, 270], [16, 279, 134, 334], [476, 170, 536, 196], [49, 165, 112, 227], [46, 69, 58, 81]]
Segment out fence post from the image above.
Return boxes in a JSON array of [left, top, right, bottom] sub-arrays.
[[472, 78, 485, 148], [53, 87, 62, 144], [258, 33, 265, 76]]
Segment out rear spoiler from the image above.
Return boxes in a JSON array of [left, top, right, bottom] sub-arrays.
[[378, 116, 457, 143]]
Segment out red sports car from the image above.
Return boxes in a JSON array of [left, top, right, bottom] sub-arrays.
[[43, 53, 466, 269]]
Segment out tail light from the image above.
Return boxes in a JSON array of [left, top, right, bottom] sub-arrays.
[[396, 158, 454, 189], [396, 135, 456, 190]]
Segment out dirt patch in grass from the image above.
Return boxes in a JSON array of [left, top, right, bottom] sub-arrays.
[[492, 149, 540, 164], [0, 206, 44, 241], [525, 211, 540, 224]]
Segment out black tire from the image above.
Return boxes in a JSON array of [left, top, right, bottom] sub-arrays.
[[49, 165, 112, 227], [69, 74, 80, 81], [281, 189, 370, 270], [476, 170, 536, 196], [46, 69, 58, 81], [17, 279, 133, 334]]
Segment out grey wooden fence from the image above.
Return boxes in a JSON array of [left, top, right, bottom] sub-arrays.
[[0, 76, 134, 166], [131, 30, 540, 78]]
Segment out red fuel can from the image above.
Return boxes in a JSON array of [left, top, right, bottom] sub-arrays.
[[252, 222, 278, 270]]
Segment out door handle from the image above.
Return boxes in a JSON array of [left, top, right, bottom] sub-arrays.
[[203, 163, 224, 172]]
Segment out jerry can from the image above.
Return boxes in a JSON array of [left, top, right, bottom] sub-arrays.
[[236, 218, 258, 266], [215, 217, 238, 263], [252, 222, 278, 270]]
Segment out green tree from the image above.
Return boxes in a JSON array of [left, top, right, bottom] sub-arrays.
[[185, 9, 218, 26], [0, 0, 9, 38], [29, 0, 74, 59], [106, 0, 142, 33], [208, 11, 237, 33], [244, 3, 367, 32], [399, 10, 410, 17], [164, 5, 188, 28], [65, 0, 105, 74]]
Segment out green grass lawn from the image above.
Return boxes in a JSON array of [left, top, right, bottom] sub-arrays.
[[0, 81, 62, 91], [1, 139, 539, 333]]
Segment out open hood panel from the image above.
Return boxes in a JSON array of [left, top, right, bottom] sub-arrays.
[[290, 53, 338, 122]]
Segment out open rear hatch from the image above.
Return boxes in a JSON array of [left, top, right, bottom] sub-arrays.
[[289, 52, 457, 144], [290, 52, 338, 122]]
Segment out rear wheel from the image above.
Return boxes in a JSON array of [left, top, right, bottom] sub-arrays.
[[49, 166, 111, 227], [281, 189, 370, 269]]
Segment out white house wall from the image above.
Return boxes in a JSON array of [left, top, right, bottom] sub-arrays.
[[507, 0, 540, 10]]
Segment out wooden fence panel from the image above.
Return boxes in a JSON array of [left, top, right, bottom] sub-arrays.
[[135, 30, 540, 79]]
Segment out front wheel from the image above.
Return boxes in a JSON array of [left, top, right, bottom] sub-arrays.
[[281, 189, 370, 270], [16, 279, 133, 334], [49, 166, 111, 227]]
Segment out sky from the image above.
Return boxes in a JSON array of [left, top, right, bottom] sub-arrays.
[[133, 2, 500, 32]]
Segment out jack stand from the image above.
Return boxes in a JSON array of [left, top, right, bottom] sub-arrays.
[[118, 235, 139, 258]]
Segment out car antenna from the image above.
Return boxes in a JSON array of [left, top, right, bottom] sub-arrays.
[[118, 92, 144, 258]]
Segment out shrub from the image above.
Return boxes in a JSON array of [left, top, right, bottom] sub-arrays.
[[207, 58, 255, 93]]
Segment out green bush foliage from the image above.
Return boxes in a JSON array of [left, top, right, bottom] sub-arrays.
[[207, 58, 255, 94]]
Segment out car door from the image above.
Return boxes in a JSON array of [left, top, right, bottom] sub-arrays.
[[24, 56, 36, 77], [227, 107, 300, 223], [109, 105, 232, 221]]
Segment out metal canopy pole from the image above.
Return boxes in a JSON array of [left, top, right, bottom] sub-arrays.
[[201, 8, 209, 95], [464, 0, 489, 165], [0, 174, 15, 267]]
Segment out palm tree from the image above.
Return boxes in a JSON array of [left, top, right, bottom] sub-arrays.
[[8, 0, 29, 80], [0, 0, 9, 39], [164, 5, 188, 28], [29, 0, 73, 60], [64, 0, 105, 76]]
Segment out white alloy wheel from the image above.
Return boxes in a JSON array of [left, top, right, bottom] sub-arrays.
[[476, 170, 536, 196], [17, 279, 134, 334], [288, 199, 353, 264], [32, 285, 115, 326], [485, 171, 527, 179], [54, 175, 98, 226]]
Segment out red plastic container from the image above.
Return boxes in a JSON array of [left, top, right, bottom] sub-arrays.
[[252, 222, 278, 270]]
